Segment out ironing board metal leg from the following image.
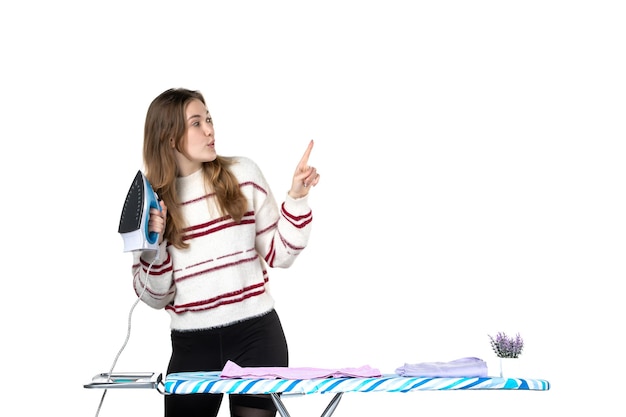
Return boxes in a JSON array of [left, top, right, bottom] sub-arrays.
[[320, 393, 343, 417], [270, 392, 344, 417], [270, 393, 292, 417]]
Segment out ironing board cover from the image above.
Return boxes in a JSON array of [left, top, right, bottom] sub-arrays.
[[164, 372, 550, 395]]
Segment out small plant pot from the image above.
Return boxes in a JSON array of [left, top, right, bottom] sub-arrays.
[[499, 357, 522, 378]]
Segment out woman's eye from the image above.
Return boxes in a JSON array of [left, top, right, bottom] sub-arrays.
[[207, 117, 213, 124]]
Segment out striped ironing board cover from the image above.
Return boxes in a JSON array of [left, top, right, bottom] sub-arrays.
[[164, 372, 550, 395]]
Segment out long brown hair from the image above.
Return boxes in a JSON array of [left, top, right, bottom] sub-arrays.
[[143, 88, 247, 249]]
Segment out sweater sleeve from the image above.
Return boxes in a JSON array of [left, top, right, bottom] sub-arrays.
[[250, 161, 313, 268], [131, 241, 175, 309]]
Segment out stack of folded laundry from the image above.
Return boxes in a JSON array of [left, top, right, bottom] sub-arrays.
[[395, 357, 488, 377]]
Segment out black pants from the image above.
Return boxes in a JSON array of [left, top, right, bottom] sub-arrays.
[[165, 309, 289, 417]]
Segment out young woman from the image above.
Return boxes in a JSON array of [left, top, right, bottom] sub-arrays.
[[132, 88, 320, 417]]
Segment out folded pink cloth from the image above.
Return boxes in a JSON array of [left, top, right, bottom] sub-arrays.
[[220, 360, 382, 379], [395, 357, 488, 377]]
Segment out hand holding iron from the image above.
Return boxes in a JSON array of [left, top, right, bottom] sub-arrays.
[[149, 200, 168, 245], [289, 140, 320, 199]]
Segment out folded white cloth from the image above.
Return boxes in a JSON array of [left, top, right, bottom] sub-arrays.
[[395, 357, 488, 377]]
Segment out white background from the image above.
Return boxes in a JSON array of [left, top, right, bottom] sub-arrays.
[[1, 1, 624, 416]]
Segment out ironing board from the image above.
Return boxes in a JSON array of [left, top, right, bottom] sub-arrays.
[[163, 372, 551, 417]]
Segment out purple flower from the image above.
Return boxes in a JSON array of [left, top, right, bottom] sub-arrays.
[[489, 332, 524, 358]]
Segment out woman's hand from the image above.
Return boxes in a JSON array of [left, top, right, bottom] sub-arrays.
[[149, 200, 168, 244], [289, 140, 320, 199]]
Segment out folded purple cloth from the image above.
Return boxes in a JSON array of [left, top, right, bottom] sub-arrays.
[[395, 357, 488, 377], [220, 360, 382, 379]]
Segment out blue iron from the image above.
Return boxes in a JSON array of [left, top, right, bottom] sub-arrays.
[[118, 170, 161, 252]]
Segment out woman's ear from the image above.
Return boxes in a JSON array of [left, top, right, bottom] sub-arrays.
[[169, 138, 176, 148]]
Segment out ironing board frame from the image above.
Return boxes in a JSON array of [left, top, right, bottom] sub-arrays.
[[162, 372, 550, 417], [86, 372, 550, 417]]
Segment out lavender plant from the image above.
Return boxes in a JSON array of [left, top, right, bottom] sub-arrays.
[[488, 332, 524, 358]]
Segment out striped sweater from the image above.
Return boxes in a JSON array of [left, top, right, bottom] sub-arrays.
[[131, 156, 313, 331]]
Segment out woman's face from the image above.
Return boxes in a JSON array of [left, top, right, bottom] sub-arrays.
[[174, 98, 217, 176]]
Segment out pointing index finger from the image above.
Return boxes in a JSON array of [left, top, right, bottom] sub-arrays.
[[298, 140, 314, 167]]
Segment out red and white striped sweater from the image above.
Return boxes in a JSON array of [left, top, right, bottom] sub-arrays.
[[131, 157, 313, 331]]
